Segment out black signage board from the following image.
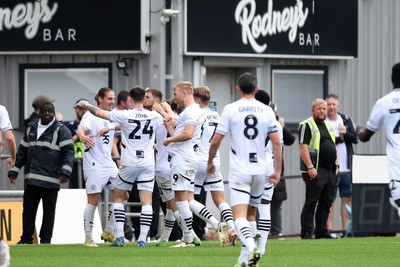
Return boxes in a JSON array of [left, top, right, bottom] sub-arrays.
[[352, 184, 400, 236], [185, 0, 358, 58], [0, 0, 143, 54]]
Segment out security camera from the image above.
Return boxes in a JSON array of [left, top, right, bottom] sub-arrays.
[[162, 9, 180, 17]]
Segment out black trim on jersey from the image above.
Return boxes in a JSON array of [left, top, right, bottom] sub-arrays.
[[250, 192, 263, 199], [136, 177, 155, 184], [203, 179, 223, 185], [264, 185, 273, 191], [118, 174, 135, 185], [232, 187, 250, 195], [121, 142, 126, 149]]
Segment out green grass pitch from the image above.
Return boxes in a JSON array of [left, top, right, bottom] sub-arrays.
[[10, 237, 400, 267]]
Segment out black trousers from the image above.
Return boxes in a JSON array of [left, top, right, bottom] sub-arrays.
[[21, 184, 59, 243], [300, 167, 336, 235]]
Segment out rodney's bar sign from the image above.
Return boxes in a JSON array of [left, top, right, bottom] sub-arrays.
[[0, 0, 144, 54], [185, 0, 358, 58]]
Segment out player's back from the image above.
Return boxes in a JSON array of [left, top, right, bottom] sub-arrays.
[[218, 98, 278, 175], [109, 108, 163, 167], [198, 108, 220, 163], [368, 89, 400, 163]]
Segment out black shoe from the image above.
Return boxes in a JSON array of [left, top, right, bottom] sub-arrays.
[[301, 232, 313, 239], [17, 240, 32, 244], [315, 233, 334, 239], [40, 239, 51, 244]]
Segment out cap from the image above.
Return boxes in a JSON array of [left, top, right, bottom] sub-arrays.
[[32, 95, 54, 109], [74, 98, 89, 109]]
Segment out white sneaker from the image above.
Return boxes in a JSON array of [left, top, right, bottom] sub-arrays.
[[84, 239, 98, 247], [0, 240, 10, 267]]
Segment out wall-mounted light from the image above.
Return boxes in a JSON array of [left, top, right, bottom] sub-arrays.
[[116, 58, 133, 76], [160, 9, 180, 25]]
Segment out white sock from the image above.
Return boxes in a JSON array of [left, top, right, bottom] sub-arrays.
[[235, 217, 256, 252], [249, 220, 258, 237], [257, 203, 271, 255], [83, 204, 96, 241], [113, 202, 125, 238], [160, 209, 175, 241], [219, 202, 235, 231], [176, 201, 193, 244], [104, 206, 115, 233], [238, 244, 249, 265], [189, 199, 219, 230], [138, 205, 152, 242]]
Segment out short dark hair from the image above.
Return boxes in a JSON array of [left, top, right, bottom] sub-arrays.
[[392, 62, 400, 87], [255, 89, 270, 105], [238, 73, 257, 94], [117, 90, 130, 105], [130, 85, 145, 102], [326, 93, 339, 101], [146, 88, 163, 101]]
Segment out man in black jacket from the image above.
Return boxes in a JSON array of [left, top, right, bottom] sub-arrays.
[[9, 102, 74, 244]]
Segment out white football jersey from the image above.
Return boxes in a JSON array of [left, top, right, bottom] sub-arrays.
[[108, 108, 163, 167], [266, 119, 283, 175], [155, 123, 171, 171], [0, 105, 13, 132], [79, 111, 117, 171], [168, 103, 205, 159], [197, 108, 220, 164], [217, 98, 278, 175], [366, 88, 400, 168]]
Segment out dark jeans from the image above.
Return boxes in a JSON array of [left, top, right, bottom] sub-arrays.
[[20, 185, 59, 244], [300, 167, 336, 235]]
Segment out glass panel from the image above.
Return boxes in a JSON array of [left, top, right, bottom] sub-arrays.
[[272, 69, 325, 128]]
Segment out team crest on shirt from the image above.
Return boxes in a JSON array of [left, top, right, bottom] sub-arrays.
[[249, 152, 258, 163], [90, 184, 97, 191]]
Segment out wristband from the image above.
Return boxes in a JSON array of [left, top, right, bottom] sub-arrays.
[[108, 124, 116, 131], [307, 166, 314, 170]]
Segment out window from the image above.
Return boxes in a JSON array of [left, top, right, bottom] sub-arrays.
[[19, 63, 112, 127], [271, 66, 328, 130]]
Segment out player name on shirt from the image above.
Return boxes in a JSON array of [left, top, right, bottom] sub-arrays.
[[238, 106, 265, 112], [207, 114, 219, 120]]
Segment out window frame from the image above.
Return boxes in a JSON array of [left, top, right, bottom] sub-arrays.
[[271, 65, 329, 131], [18, 63, 112, 129]]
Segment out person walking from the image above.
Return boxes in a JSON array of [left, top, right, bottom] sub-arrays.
[[9, 102, 74, 244], [208, 73, 282, 267], [357, 62, 400, 219], [325, 93, 357, 234], [299, 98, 338, 239]]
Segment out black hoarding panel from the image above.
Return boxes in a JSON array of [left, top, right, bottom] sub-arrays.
[[0, 0, 142, 53], [186, 0, 358, 58]]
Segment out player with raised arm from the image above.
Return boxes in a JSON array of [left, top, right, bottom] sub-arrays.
[[208, 73, 282, 267], [357, 62, 400, 218], [77, 86, 163, 247], [76, 87, 119, 247]]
